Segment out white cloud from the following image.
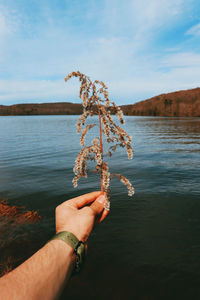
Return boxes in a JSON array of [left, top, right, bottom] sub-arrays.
[[0, 11, 10, 63], [0, 79, 80, 103], [0, 12, 8, 36], [103, 0, 184, 48], [0, 0, 199, 105], [0, 7, 20, 63], [108, 65, 200, 103], [1, 49, 200, 105], [131, 0, 183, 30], [0, 6, 19, 37], [162, 51, 200, 67], [186, 23, 200, 36]]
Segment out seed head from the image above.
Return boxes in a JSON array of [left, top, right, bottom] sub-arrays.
[[65, 71, 134, 204]]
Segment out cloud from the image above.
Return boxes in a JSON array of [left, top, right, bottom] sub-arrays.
[[0, 79, 80, 103], [0, 0, 199, 105], [0, 7, 20, 64], [0, 5, 19, 37], [130, 0, 183, 31], [162, 51, 200, 67], [109, 58, 200, 103], [1, 49, 200, 105], [0, 12, 9, 37], [102, 0, 184, 48], [0, 11, 10, 63], [186, 23, 200, 36]]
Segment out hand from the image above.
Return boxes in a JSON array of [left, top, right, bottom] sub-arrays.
[[55, 191, 109, 242]]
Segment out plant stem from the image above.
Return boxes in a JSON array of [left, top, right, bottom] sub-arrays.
[[96, 99, 104, 192]]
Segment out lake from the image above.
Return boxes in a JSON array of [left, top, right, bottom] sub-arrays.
[[0, 115, 200, 300]]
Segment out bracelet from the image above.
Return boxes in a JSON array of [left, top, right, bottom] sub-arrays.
[[50, 231, 85, 273]]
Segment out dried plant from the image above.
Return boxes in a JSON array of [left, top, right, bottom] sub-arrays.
[[64, 71, 134, 209]]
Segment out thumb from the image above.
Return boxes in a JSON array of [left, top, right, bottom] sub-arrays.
[[90, 194, 106, 216]]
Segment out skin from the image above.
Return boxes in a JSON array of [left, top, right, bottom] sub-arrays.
[[0, 191, 109, 300]]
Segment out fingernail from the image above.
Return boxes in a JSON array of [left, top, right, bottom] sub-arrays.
[[97, 195, 106, 204]]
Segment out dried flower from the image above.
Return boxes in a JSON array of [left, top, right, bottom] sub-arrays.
[[120, 176, 135, 196], [65, 71, 134, 208], [80, 124, 95, 146]]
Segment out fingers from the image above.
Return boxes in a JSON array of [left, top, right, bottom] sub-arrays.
[[63, 191, 102, 209], [90, 194, 107, 216], [97, 208, 109, 223], [61, 191, 109, 224]]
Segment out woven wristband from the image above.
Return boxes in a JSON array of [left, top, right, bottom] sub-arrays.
[[50, 231, 85, 273]]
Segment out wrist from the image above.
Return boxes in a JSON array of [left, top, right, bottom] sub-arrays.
[[50, 231, 86, 273], [49, 239, 76, 264], [56, 228, 89, 243]]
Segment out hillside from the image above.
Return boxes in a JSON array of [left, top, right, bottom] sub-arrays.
[[0, 102, 83, 116], [122, 87, 200, 117], [0, 87, 200, 116]]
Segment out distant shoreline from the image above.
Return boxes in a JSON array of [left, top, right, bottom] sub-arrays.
[[0, 102, 83, 116], [1, 87, 200, 117]]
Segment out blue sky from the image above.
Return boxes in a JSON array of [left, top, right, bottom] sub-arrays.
[[0, 0, 200, 105]]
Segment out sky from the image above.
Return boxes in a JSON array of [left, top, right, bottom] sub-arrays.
[[0, 0, 200, 105]]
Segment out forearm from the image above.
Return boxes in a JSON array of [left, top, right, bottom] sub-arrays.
[[0, 192, 108, 300], [0, 239, 75, 300]]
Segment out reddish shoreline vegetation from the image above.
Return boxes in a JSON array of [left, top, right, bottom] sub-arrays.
[[0, 87, 200, 117], [0, 200, 41, 276], [0, 200, 41, 225], [64, 71, 134, 209]]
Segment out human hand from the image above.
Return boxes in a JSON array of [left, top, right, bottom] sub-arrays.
[[55, 191, 109, 242]]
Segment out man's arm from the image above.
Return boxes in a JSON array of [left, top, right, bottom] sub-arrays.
[[0, 191, 108, 300]]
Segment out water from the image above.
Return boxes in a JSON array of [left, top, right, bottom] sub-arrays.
[[0, 116, 200, 299]]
